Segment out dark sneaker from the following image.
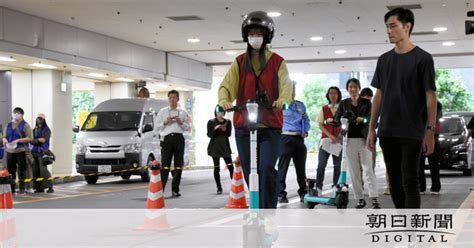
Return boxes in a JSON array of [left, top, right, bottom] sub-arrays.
[[278, 196, 289, 203], [172, 192, 181, 197], [47, 188, 54, 193], [430, 190, 440, 195], [372, 198, 381, 209], [34, 189, 45, 193], [356, 199, 366, 209], [217, 188, 223, 194]]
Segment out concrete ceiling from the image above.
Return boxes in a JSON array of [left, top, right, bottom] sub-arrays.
[[1, 0, 473, 74]]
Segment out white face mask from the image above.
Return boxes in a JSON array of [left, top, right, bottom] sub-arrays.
[[216, 112, 224, 118], [248, 36, 263, 50], [13, 113, 22, 121]]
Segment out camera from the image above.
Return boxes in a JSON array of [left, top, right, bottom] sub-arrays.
[[255, 90, 270, 106], [466, 11, 474, 35]]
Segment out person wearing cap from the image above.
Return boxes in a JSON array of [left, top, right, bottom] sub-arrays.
[[334, 79, 380, 209], [207, 105, 234, 194], [2, 107, 33, 194], [31, 113, 54, 193], [277, 82, 310, 204], [218, 11, 292, 208]]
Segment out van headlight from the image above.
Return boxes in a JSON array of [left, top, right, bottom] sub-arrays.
[[76, 144, 87, 155], [124, 143, 142, 153]]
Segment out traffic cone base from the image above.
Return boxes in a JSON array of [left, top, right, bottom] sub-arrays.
[[226, 158, 248, 209]]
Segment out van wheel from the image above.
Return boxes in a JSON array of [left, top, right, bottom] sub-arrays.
[[121, 173, 131, 180], [85, 175, 99, 184]]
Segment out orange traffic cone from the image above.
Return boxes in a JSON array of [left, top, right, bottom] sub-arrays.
[[226, 157, 248, 209], [145, 163, 165, 209], [0, 169, 13, 209], [136, 160, 171, 231]]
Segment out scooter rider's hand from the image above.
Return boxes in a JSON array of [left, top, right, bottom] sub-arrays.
[[175, 116, 183, 125], [163, 117, 172, 125], [222, 102, 234, 111], [272, 99, 284, 111], [422, 131, 435, 156], [355, 117, 364, 125], [367, 129, 376, 152]]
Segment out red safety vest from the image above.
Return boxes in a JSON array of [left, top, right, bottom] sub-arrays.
[[321, 105, 341, 138], [234, 53, 284, 129]]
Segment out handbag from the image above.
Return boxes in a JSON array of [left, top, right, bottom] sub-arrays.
[[42, 150, 56, 166]]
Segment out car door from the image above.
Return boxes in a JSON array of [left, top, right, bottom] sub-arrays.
[[141, 112, 155, 164]]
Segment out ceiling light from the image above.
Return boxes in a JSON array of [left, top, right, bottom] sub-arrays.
[[226, 51, 237, 56], [310, 36, 323, 41], [116, 77, 134, 82], [335, 50, 347, 54], [174, 87, 188, 91], [442, 41, 455, 46], [86, 72, 108, 78], [0, 56, 16, 62], [29, 63, 57, 69], [154, 83, 170, 88], [187, 38, 200, 43], [267, 12, 281, 17], [433, 27, 448, 32]]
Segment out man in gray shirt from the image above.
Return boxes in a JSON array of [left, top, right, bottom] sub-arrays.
[[156, 90, 190, 197]]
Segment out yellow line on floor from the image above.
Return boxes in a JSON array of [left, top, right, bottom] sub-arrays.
[[459, 190, 474, 209], [14, 185, 149, 205]]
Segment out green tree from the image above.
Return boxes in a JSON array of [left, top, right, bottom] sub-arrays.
[[301, 77, 330, 151], [72, 92, 94, 144], [436, 69, 473, 112]]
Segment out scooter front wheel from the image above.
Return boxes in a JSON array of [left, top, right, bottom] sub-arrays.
[[307, 202, 317, 209], [335, 193, 348, 209]]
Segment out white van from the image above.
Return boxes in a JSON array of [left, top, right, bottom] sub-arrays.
[[73, 98, 168, 184]]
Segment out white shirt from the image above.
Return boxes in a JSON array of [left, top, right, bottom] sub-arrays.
[[156, 106, 190, 138]]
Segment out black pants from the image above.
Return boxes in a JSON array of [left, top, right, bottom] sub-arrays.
[[277, 135, 307, 198], [419, 136, 441, 192], [380, 137, 422, 209], [32, 152, 53, 191], [7, 151, 27, 192], [212, 157, 233, 190], [160, 133, 185, 193], [316, 146, 341, 189]]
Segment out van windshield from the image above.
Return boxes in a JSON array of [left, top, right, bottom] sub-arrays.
[[81, 111, 142, 132]]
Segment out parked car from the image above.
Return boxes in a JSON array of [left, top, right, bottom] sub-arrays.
[[73, 98, 167, 184], [438, 115, 471, 176], [443, 111, 474, 175]]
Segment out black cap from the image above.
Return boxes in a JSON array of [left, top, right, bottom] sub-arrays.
[[13, 107, 24, 115]]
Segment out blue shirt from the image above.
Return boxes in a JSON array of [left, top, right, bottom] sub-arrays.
[[282, 100, 310, 134]]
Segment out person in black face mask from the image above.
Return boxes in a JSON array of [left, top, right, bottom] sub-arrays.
[[31, 113, 54, 193]]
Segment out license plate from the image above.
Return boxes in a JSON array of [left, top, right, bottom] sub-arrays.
[[98, 165, 112, 173]]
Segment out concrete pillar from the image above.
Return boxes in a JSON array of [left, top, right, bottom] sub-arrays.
[[111, 82, 136, 98], [32, 70, 73, 175], [94, 82, 111, 107], [11, 71, 34, 123], [11, 70, 73, 175], [94, 82, 136, 106]]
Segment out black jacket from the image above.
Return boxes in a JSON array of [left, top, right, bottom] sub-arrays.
[[334, 97, 371, 138], [207, 118, 232, 158]]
